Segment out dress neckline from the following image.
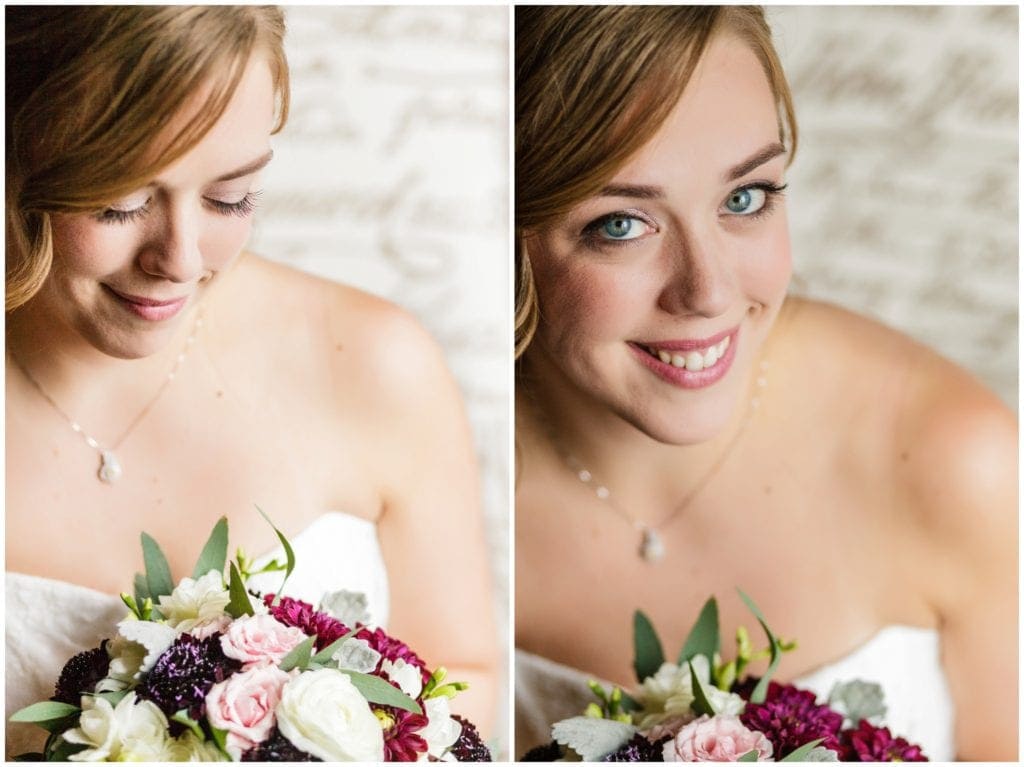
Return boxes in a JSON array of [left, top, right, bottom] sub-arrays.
[[517, 623, 940, 686], [5, 511, 377, 601]]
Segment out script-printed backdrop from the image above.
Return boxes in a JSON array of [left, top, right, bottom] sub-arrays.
[[246, 6, 509, 748], [769, 6, 1017, 408]]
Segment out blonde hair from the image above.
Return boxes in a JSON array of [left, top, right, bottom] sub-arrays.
[[5, 6, 290, 312], [515, 6, 797, 358]]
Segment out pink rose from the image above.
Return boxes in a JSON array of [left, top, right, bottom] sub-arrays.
[[220, 614, 307, 668], [663, 714, 774, 762], [205, 665, 292, 758]]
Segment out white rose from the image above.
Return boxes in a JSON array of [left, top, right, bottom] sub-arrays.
[[65, 692, 171, 762], [319, 590, 371, 627], [157, 571, 231, 633], [381, 658, 423, 698], [638, 657, 714, 730], [418, 696, 461, 760], [276, 669, 384, 761]]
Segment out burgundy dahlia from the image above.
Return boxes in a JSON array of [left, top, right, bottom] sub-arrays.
[[602, 733, 668, 761], [377, 705, 430, 761], [449, 714, 493, 761], [264, 595, 350, 649], [520, 741, 563, 761], [840, 721, 928, 762], [135, 633, 241, 719], [242, 727, 321, 761], [53, 643, 110, 705], [740, 681, 843, 756]]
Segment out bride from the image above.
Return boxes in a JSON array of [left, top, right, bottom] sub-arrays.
[[514, 6, 1016, 760], [5, 6, 497, 757]]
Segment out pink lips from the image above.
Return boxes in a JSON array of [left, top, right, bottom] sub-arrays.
[[104, 286, 188, 321], [629, 327, 739, 389]]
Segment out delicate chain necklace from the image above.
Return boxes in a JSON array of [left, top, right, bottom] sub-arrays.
[[10, 311, 203, 485], [548, 359, 769, 564]]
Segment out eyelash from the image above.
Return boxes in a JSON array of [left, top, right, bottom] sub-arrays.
[[96, 191, 262, 225], [578, 182, 789, 250]]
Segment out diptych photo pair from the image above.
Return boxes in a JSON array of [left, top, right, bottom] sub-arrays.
[[4, 5, 1018, 763]]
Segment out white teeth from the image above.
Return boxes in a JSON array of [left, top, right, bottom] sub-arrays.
[[651, 336, 731, 372]]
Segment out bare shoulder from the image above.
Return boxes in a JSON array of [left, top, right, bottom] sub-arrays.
[[786, 297, 1016, 592], [224, 253, 453, 401]]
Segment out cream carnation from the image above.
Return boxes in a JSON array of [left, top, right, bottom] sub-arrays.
[[219, 613, 308, 668], [663, 714, 773, 762], [275, 669, 384, 761], [64, 692, 172, 762], [157, 571, 231, 633]]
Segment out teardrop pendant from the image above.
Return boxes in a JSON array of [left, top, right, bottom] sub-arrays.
[[639, 527, 664, 562], [98, 450, 123, 484]]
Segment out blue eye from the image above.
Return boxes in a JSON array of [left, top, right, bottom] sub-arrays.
[[725, 187, 767, 215], [599, 215, 646, 240]]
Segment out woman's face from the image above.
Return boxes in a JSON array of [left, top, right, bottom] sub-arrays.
[[526, 34, 792, 445], [39, 56, 276, 360]]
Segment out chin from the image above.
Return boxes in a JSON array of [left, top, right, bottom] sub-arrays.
[[78, 319, 181, 361]]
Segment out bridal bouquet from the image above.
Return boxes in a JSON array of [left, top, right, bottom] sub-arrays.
[[10, 514, 491, 762], [523, 591, 927, 762]]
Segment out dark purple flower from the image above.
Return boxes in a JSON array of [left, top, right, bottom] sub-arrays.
[[376, 705, 430, 761], [53, 643, 110, 705], [520, 741, 563, 761], [840, 721, 928, 761], [740, 681, 843, 756], [449, 715, 493, 761], [136, 633, 241, 720], [264, 595, 349, 650], [602, 733, 668, 761], [242, 726, 321, 761]]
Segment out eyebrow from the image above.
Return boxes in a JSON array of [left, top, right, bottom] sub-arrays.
[[724, 142, 786, 182], [596, 142, 788, 201], [213, 149, 274, 182]]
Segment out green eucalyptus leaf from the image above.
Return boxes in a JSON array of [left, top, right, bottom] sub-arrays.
[[618, 690, 640, 712], [171, 710, 205, 740], [344, 671, 422, 714], [737, 589, 781, 704], [12, 752, 45, 760], [632, 611, 665, 683], [210, 725, 230, 756], [94, 690, 129, 707], [688, 661, 716, 717], [256, 507, 296, 604], [141, 532, 174, 600], [225, 563, 254, 618], [279, 635, 316, 672], [678, 597, 720, 665], [739, 749, 760, 762], [133, 572, 150, 609], [9, 701, 79, 724], [192, 517, 229, 580], [44, 736, 87, 762], [779, 738, 826, 762]]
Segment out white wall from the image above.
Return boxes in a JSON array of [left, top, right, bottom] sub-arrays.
[[770, 6, 1017, 407], [247, 5, 509, 752]]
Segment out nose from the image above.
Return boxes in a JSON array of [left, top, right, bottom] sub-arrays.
[[656, 226, 736, 318], [137, 202, 204, 284]]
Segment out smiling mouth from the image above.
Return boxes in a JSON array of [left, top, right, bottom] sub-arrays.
[[636, 335, 731, 373]]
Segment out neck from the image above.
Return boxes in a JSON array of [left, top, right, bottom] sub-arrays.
[[518, 346, 764, 516], [6, 298, 203, 442]]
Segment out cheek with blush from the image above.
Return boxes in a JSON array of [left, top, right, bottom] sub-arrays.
[[198, 215, 254, 272], [49, 213, 142, 280]]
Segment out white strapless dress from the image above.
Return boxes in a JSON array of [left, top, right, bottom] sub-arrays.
[[515, 626, 955, 760], [5, 512, 388, 760]]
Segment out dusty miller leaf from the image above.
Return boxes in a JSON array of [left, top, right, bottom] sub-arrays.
[[827, 679, 887, 726], [552, 716, 638, 762]]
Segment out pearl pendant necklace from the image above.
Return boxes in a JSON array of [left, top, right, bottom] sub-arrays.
[[12, 312, 202, 484], [561, 360, 769, 564]]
